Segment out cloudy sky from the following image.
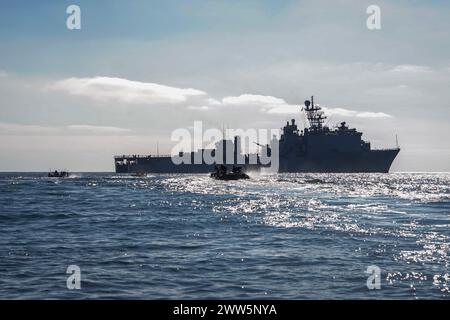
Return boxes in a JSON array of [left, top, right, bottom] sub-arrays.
[[0, 0, 449, 171]]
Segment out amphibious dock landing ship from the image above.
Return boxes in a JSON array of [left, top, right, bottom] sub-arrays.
[[114, 96, 400, 173], [277, 97, 399, 172]]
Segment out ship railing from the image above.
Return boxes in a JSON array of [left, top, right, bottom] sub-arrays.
[[371, 147, 401, 151], [114, 154, 172, 159]]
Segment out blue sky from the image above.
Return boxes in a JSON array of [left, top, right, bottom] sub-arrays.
[[0, 0, 449, 171]]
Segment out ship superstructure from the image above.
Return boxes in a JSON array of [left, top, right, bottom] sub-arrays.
[[277, 97, 399, 172]]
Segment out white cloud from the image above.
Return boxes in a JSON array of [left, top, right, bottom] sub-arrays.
[[355, 112, 392, 118], [220, 93, 300, 114], [187, 105, 210, 111], [0, 70, 7, 78], [0, 122, 58, 135], [321, 107, 355, 117], [206, 98, 222, 106], [67, 125, 132, 134], [218, 94, 392, 119], [390, 64, 432, 73], [322, 107, 392, 119], [266, 104, 299, 114], [222, 94, 286, 106], [50, 76, 206, 104], [46, 74, 396, 121], [267, 104, 391, 118], [0, 122, 132, 135]]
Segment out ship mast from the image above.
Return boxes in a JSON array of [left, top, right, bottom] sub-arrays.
[[303, 95, 326, 131]]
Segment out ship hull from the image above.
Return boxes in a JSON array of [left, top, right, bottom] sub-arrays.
[[115, 156, 215, 174], [115, 156, 261, 174], [278, 148, 400, 173], [115, 148, 399, 174]]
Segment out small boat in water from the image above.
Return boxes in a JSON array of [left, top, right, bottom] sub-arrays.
[[210, 165, 250, 181], [131, 172, 147, 177], [48, 170, 69, 178]]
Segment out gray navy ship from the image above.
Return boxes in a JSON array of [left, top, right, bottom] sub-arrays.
[[115, 96, 400, 174]]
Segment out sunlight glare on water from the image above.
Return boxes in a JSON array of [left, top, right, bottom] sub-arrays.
[[0, 172, 449, 299]]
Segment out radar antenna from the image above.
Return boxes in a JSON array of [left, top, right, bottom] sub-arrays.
[[303, 96, 327, 130]]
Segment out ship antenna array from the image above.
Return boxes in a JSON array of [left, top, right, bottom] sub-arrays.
[[303, 95, 326, 130]]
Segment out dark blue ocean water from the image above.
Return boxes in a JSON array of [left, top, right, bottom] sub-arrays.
[[0, 172, 449, 299]]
